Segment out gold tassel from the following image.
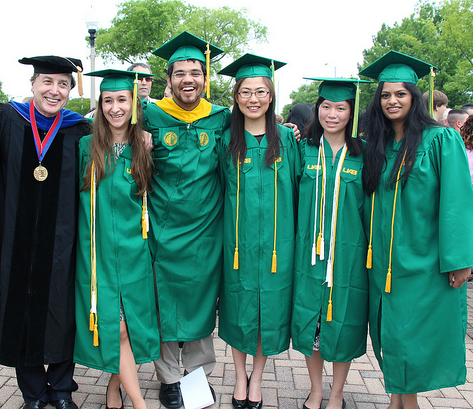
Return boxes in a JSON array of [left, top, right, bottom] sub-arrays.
[[131, 73, 138, 124], [233, 248, 239, 270], [366, 245, 372, 269], [385, 269, 392, 293], [316, 232, 322, 255], [141, 192, 148, 239], [205, 42, 211, 99], [77, 66, 83, 97], [326, 300, 333, 322], [89, 311, 94, 331], [271, 251, 277, 273], [351, 83, 361, 138], [93, 324, 99, 347], [428, 67, 435, 118]]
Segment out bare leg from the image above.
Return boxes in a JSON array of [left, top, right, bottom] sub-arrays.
[[231, 347, 248, 400], [118, 321, 147, 409], [304, 351, 324, 409], [326, 361, 350, 409], [387, 394, 403, 409], [107, 373, 122, 408], [403, 393, 418, 409], [248, 335, 267, 403]]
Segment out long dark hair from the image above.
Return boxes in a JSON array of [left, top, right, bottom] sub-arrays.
[[303, 96, 363, 156], [81, 92, 152, 195], [228, 76, 281, 167], [362, 81, 439, 195]]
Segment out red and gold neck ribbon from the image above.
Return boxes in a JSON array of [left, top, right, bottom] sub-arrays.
[[29, 101, 63, 162]]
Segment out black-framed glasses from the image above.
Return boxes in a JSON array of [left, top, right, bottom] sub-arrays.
[[172, 70, 204, 79], [238, 90, 270, 99]]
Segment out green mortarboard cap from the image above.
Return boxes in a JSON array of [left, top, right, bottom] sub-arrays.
[[152, 31, 224, 64], [304, 77, 372, 102], [218, 53, 286, 81], [359, 51, 436, 84], [84, 69, 154, 92], [19, 55, 83, 74]]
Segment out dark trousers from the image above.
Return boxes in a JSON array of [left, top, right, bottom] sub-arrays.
[[16, 360, 78, 403]]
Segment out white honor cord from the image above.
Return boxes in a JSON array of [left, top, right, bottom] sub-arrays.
[[144, 190, 149, 232], [325, 144, 348, 287], [319, 139, 327, 260], [311, 136, 323, 266], [91, 168, 97, 314]]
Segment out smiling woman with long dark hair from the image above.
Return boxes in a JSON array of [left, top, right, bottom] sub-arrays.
[[360, 51, 473, 409]]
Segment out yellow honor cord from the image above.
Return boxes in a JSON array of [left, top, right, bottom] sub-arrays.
[[386, 149, 407, 293], [351, 84, 361, 138], [132, 73, 138, 124], [317, 151, 325, 257], [271, 158, 278, 273], [205, 42, 211, 99], [366, 192, 375, 269], [234, 153, 240, 270], [428, 67, 435, 118], [90, 162, 98, 346], [141, 191, 148, 239]]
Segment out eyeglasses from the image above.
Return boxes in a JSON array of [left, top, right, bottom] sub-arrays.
[[172, 70, 204, 79], [238, 90, 270, 99], [140, 77, 153, 83]]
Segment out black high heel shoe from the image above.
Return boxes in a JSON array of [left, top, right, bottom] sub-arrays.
[[106, 385, 123, 409], [232, 376, 248, 408], [247, 375, 262, 409]]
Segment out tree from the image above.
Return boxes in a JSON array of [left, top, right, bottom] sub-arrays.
[[0, 81, 9, 103], [281, 81, 318, 120], [65, 98, 92, 116], [93, 0, 268, 105], [359, 0, 473, 109]]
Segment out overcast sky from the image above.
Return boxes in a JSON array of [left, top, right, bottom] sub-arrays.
[[2, 0, 418, 112]]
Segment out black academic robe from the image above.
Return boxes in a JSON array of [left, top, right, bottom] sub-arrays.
[[0, 102, 90, 366]]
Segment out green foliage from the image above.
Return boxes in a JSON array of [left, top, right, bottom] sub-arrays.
[[0, 81, 9, 103], [281, 81, 319, 120], [66, 98, 93, 116], [93, 0, 268, 105], [359, 0, 473, 109]]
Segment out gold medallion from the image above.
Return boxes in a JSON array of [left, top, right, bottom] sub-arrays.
[[33, 165, 48, 181]]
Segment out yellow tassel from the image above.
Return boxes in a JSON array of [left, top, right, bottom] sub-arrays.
[[205, 42, 211, 99], [316, 233, 322, 255], [89, 312, 94, 331], [271, 251, 277, 273], [77, 66, 83, 97], [326, 300, 333, 322], [366, 245, 372, 269], [385, 269, 392, 293], [233, 248, 239, 270], [131, 73, 138, 124], [93, 324, 99, 347]]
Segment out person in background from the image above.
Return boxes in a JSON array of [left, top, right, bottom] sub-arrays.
[[460, 114, 473, 184], [461, 102, 473, 115], [218, 54, 300, 409], [447, 108, 469, 133], [422, 89, 448, 123], [291, 78, 369, 409], [360, 51, 473, 409], [74, 69, 160, 409], [127, 62, 156, 103], [0, 55, 90, 409]]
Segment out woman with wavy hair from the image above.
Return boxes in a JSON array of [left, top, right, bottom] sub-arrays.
[[74, 69, 158, 409]]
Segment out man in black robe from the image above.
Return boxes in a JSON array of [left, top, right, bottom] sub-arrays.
[[0, 56, 90, 409]]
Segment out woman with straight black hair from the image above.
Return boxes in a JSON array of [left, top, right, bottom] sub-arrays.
[[218, 54, 300, 409], [291, 78, 369, 409], [360, 51, 473, 409]]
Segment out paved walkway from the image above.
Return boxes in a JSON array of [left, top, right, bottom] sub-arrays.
[[1, 283, 473, 409]]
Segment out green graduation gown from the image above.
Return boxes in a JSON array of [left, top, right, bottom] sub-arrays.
[[143, 101, 231, 342], [291, 138, 368, 360], [366, 126, 473, 393], [74, 135, 160, 373], [218, 125, 301, 356]]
